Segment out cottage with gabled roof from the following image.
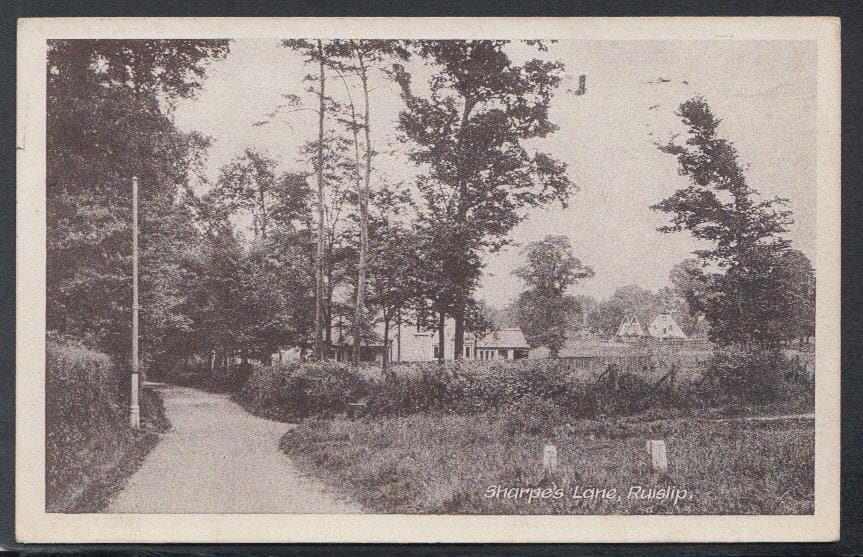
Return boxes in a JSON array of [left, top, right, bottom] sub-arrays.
[[648, 312, 687, 340], [616, 315, 646, 339]]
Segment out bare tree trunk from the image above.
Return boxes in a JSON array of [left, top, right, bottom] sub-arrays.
[[325, 248, 333, 359], [313, 39, 326, 361], [437, 309, 446, 362], [382, 313, 390, 375], [338, 61, 364, 364], [454, 306, 465, 360], [352, 54, 372, 364], [452, 99, 476, 357]]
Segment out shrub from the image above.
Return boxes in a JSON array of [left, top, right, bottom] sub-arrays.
[[237, 360, 369, 421], [237, 353, 803, 423], [45, 338, 168, 512], [365, 359, 569, 417], [703, 347, 785, 403], [46, 339, 122, 434]]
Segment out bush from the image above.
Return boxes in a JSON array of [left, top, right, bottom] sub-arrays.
[[239, 358, 707, 423], [703, 348, 785, 403], [46, 339, 122, 435], [45, 338, 168, 512], [236, 353, 807, 424], [236, 360, 369, 421], [367, 359, 582, 417]]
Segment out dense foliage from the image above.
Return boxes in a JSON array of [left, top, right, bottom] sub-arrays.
[[512, 235, 594, 355], [393, 40, 576, 358], [46, 338, 169, 511], [46, 42, 815, 414], [47, 39, 230, 363], [652, 97, 814, 348], [236, 360, 371, 421]]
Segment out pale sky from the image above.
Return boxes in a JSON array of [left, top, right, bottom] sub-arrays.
[[173, 39, 816, 307]]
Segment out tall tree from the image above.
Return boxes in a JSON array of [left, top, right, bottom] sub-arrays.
[[365, 199, 420, 373], [325, 40, 411, 363], [652, 97, 795, 347], [393, 40, 575, 359], [278, 39, 332, 360], [295, 133, 357, 356], [668, 258, 711, 337], [212, 149, 278, 239], [46, 39, 229, 363], [772, 249, 816, 343], [512, 235, 593, 356]]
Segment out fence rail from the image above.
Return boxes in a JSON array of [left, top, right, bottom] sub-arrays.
[[556, 350, 711, 382]]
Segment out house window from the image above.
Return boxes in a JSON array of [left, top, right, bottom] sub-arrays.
[[433, 345, 440, 359], [465, 346, 471, 358]]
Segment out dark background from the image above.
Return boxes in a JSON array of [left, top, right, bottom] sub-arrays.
[[1, 1, 860, 555]]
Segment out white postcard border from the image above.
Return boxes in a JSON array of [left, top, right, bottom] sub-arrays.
[[16, 16, 841, 543]]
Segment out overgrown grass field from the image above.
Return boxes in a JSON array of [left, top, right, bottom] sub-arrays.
[[281, 413, 814, 514], [212, 352, 813, 514]]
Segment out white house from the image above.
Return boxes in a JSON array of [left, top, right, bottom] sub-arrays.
[[473, 328, 530, 360], [648, 312, 687, 340], [615, 315, 646, 340], [330, 317, 530, 363], [392, 321, 529, 362]]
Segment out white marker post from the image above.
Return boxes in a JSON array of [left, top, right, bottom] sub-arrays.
[[130, 176, 140, 429], [646, 440, 667, 473], [542, 444, 558, 474]]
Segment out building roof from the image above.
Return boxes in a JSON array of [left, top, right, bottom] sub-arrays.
[[476, 328, 529, 349], [332, 322, 530, 350], [616, 315, 646, 337], [648, 312, 687, 339]]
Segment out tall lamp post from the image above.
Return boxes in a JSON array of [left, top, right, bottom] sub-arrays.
[[130, 176, 141, 429]]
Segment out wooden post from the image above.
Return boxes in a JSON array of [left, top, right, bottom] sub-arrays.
[[130, 176, 140, 429], [542, 443, 558, 474], [646, 440, 667, 473]]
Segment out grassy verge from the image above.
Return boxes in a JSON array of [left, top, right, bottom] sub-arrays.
[[280, 413, 813, 514], [46, 386, 170, 513]]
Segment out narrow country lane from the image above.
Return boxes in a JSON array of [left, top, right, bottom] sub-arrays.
[[108, 385, 361, 513]]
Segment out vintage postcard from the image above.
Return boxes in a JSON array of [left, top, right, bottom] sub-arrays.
[[16, 17, 840, 543]]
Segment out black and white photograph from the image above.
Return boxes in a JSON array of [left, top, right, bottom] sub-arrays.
[[15, 17, 841, 543]]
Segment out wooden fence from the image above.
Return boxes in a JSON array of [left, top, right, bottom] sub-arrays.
[[556, 349, 712, 383]]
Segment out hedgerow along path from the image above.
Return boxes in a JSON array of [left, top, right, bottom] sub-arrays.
[[107, 385, 362, 513]]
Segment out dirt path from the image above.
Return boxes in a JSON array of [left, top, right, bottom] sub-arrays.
[[108, 385, 361, 513]]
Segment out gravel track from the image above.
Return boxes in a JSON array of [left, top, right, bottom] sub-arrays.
[[108, 385, 361, 513]]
